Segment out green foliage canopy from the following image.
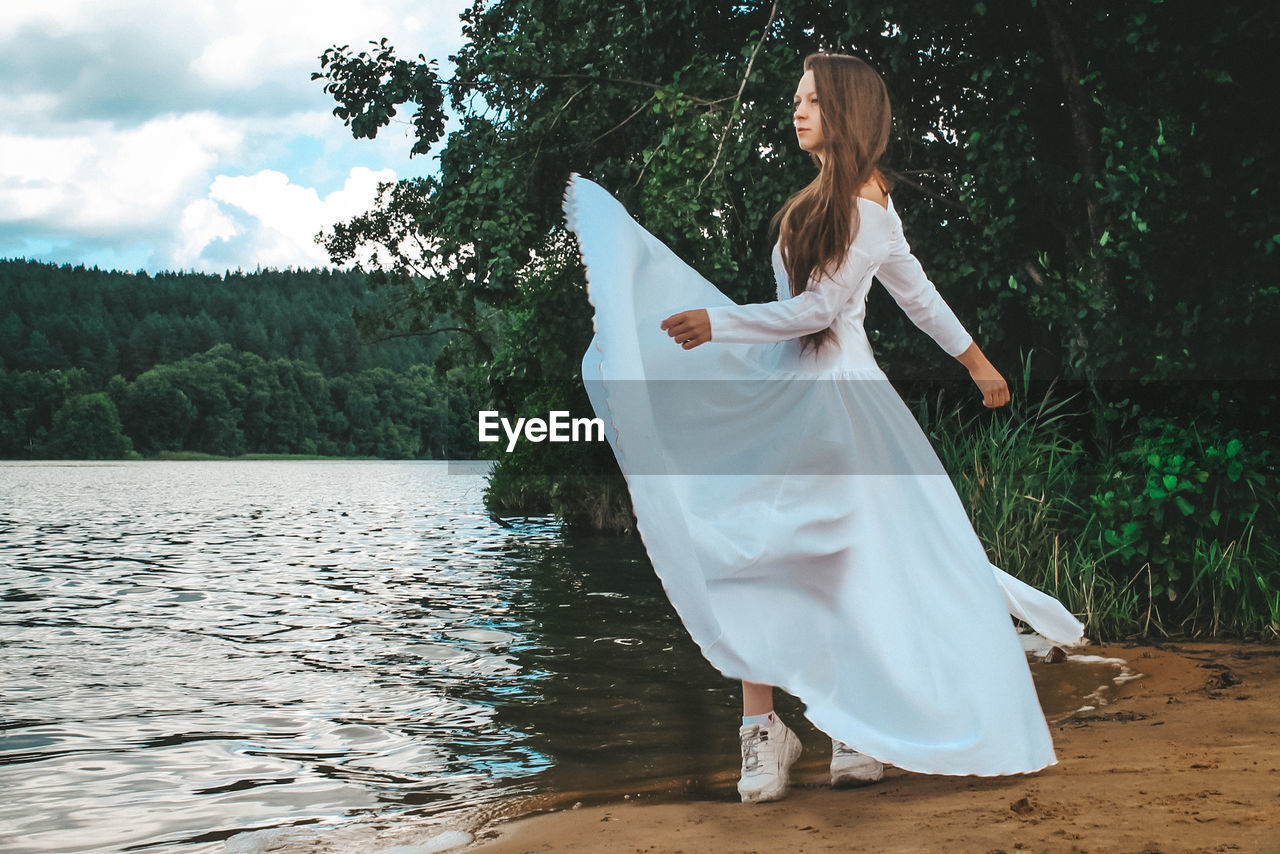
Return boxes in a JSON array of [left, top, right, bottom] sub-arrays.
[[313, 0, 1278, 414]]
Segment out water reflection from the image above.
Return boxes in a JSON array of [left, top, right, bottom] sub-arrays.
[[0, 461, 1124, 853], [1, 461, 557, 852]]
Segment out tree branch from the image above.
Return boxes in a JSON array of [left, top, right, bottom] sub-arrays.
[[698, 0, 779, 196], [592, 94, 659, 145], [529, 83, 592, 170], [1041, 0, 1114, 388], [447, 72, 732, 106], [1041, 0, 1101, 242], [884, 168, 966, 212]]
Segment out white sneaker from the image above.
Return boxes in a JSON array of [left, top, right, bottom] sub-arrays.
[[737, 717, 803, 803], [830, 739, 884, 787]]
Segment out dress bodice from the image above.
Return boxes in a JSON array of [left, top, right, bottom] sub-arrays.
[[704, 195, 972, 374]]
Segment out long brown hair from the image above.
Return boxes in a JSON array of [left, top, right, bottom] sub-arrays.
[[771, 52, 893, 356]]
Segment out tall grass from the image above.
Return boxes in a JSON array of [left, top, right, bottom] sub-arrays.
[[915, 352, 1143, 641], [914, 351, 1279, 642], [1177, 523, 1280, 639]]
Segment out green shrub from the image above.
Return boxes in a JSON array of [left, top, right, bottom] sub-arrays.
[[1083, 415, 1279, 635], [916, 353, 1280, 640]]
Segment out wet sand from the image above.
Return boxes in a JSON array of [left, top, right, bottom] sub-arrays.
[[467, 641, 1280, 853]]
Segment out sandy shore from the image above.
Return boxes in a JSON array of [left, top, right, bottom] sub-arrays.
[[466, 641, 1280, 853]]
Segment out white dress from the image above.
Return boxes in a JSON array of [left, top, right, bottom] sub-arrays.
[[564, 173, 1084, 776]]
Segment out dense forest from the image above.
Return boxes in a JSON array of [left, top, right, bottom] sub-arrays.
[[0, 259, 484, 459]]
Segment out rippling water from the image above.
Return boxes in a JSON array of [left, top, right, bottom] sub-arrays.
[[2, 461, 562, 851], [0, 461, 1122, 853]]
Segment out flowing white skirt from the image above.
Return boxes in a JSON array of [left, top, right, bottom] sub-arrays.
[[565, 174, 1084, 776]]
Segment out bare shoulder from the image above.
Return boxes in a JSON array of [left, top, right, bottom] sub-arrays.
[[857, 177, 889, 210]]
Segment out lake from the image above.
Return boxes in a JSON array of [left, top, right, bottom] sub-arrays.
[[0, 460, 1127, 853]]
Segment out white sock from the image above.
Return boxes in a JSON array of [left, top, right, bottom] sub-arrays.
[[742, 711, 777, 728]]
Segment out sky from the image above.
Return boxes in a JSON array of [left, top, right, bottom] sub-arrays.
[[0, 0, 473, 276]]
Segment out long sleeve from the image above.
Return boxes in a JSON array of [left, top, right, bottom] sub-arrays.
[[706, 246, 874, 344], [875, 203, 974, 358]]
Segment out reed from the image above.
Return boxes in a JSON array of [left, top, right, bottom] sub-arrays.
[[916, 352, 1149, 641], [916, 352, 1279, 641], [1179, 524, 1280, 640]]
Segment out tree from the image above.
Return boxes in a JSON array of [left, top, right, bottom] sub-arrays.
[[119, 370, 198, 454], [313, 0, 1278, 522], [45, 392, 134, 459]]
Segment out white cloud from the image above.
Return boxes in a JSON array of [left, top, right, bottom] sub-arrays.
[[1, 1, 470, 122], [0, 0, 471, 273], [176, 197, 239, 262], [191, 30, 273, 89], [164, 166, 397, 272], [0, 2, 81, 39], [0, 112, 244, 234]]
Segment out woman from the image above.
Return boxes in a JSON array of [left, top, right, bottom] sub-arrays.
[[564, 51, 1084, 805]]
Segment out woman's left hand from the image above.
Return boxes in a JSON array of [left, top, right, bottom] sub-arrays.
[[955, 342, 1011, 408], [969, 363, 1011, 408], [660, 309, 711, 349]]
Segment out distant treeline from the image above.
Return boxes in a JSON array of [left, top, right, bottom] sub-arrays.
[[0, 259, 483, 459]]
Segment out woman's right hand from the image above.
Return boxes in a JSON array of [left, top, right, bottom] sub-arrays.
[[660, 309, 712, 349]]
